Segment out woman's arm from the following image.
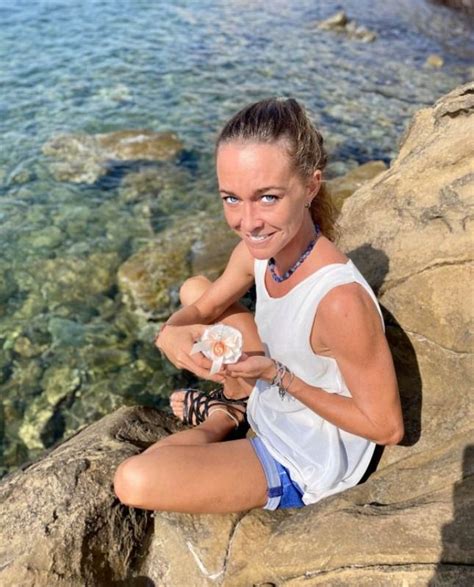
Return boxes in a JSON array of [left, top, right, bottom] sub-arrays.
[[155, 241, 255, 381], [226, 283, 404, 445]]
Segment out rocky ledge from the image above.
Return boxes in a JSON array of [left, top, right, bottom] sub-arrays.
[[1, 83, 473, 586]]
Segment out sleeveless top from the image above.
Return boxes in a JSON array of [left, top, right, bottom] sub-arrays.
[[246, 258, 385, 506]]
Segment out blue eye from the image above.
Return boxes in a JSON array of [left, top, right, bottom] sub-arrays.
[[222, 195, 239, 205], [261, 194, 279, 203]]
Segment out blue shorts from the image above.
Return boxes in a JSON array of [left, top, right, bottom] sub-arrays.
[[250, 436, 305, 510]]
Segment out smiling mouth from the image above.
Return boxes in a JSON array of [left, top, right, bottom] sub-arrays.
[[247, 232, 275, 243]]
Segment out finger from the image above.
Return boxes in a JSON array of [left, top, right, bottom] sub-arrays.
[[177, 354, 226, 383], [225, 366, 247, 379], [187, 349, 214, 369]]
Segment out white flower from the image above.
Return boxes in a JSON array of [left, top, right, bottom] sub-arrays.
[[190, 324, 243, 375]]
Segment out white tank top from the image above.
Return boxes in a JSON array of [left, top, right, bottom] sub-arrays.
[[247, 258, 384, 505]]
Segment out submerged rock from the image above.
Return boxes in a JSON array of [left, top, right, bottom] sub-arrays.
[[425, 53, 445, 68], [117, 214, 239, 318], [317, 11, 377, 42], [25, 252, 121, 308], [317, 10, 349, 29], [42, 129, 183, 184]]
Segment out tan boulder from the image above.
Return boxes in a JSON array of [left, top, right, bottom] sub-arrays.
[[337, 82, 474, 466], [0, 406, 179, 587], [327, 160, 387, 212], [0, 406, 471, 586]]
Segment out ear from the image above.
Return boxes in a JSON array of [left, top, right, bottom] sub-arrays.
[[307, 169, 322, 200]]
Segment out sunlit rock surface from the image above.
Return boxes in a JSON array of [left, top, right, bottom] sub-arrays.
[[338, 81, 474, 468], [327, 160, 387, 211]]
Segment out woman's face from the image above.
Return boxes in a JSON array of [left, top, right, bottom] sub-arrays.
[[216, 140, 319, 260]]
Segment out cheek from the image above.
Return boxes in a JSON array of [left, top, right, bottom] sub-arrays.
[[223, 207, 239, 228]]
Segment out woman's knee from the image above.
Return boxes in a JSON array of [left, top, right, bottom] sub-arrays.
[[114, 456, 151, 508], [179, 275, 211, 306]]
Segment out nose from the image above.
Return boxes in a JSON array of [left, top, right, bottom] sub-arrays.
[[240, 201, 264, 233]]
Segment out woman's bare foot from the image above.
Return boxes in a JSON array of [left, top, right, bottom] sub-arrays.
[[169, 389, 247, 428]]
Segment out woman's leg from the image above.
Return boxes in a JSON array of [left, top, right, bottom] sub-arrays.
[[113, 277, 268, 512], [114, 433, 268, 513], [171, 275, 264, 419]]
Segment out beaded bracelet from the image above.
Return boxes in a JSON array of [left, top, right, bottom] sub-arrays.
[[271, 360, 295, 399]]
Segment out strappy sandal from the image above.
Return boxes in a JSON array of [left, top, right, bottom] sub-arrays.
[[173, 387, 248, 430]]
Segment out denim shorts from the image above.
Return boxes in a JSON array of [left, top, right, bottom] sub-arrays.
[[250, 436, 305, 510]]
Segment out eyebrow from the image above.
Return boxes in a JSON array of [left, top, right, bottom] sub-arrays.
[[219, 186, 285, 196]]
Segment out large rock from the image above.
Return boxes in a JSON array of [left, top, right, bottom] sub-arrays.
[[0, 407, 180, 586], [327, 160, 387, 212], [0, 407, 471, 586], [117, 214, 239, 318], [338, 81, 474, 467], [42, 129, 183, 184], [1, 84, 473, 585]]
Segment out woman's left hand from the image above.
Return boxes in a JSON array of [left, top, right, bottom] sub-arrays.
[[224, 354, 275, 382]]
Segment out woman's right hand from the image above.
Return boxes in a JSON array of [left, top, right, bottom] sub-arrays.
[[155, 324, 226, 384]]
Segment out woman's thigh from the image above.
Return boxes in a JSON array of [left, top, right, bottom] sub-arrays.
[[114, 438, 268, 513]]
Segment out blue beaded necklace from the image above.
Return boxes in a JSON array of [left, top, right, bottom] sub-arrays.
[[268, 225, 321, 283]]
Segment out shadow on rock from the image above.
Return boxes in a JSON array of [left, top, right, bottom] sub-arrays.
[[347, 243, 422, 448], [428, 443, 474, 585]]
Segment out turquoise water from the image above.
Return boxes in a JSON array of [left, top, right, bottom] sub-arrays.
[[0, 0, 473, 474]]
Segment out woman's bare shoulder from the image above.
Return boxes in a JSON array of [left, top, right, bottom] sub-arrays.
[[315, 236, 348, 267]]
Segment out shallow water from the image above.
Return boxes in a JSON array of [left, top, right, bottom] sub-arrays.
[[0, 0, 473, 474]]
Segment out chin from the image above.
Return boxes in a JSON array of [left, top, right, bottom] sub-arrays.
[[244, 242, 272, 260]]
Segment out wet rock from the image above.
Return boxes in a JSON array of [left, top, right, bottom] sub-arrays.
[[1, 358, 44, 398], [18, 396, 56, 450], [19, 225, 65, 250], [317, 10, 349, 30], [0, 264, 18, 304], [42, 365, 82, 406], [13, 335, 44, 358], [317, 11, 377, 42], [31, 252, 120, 308], [425, 53, 445, 68], [89, 348, 132, 371], [117, 214, 238, 318], [54, 205, 95, 239], [15, 364, 82, 451], [95, 83, 132, 103], [48, 317, 86, 347], [42, 129, 183, 184], [118, 166, 165, 203], [327, 160, 387, 212]]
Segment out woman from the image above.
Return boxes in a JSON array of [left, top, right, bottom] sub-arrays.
[[114, 98, 404, 513]]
